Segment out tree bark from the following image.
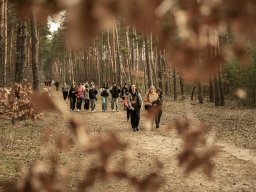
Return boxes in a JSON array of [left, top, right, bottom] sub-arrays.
[[114, 21, 122, 85], [30, 14, 39, 90], [197, 82, 203, 104], [209, 78, 214, 102], [180, 77, 184, 98], [144, 36, 153, 88], [173, 68, 177, 101], [15, 21, 27, 83], [191, 86, 196, 101], [0, 0, 7, 86], [213, 74, 220, 106], [157, 52, 163, 90], [218, 69, 225, 106]]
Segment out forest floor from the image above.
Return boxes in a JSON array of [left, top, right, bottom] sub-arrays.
[[0, 89, 256, 192]]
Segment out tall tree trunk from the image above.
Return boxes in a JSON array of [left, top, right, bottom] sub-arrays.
[[30, 14, 39, 90], [7, 29, 14, 82], [180, 77, 184, 98], [173, 68, 177, 101], [197, 82, 203, 104], [157, 52, 163, 90], [0, 0, 7, 86], [191, 86, 196, 101], [112, 24, 117, 83], [107, 29, 113, 83], [145, 36, 153, 87], [165, 68, 171, 96], [0, 0, 3, 85], [209, 77, 214, 102], [218, 69, 225, 106], [125, 26, 132, 84], [213, 74, 220, 106], [114, 21, 122, 85], [15, 21, 27, 83], [131, 28, 136, 83]]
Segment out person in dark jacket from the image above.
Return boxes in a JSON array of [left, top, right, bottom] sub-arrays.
[[155, 88, 163, 128], [68, 84, 77, 111], [110, 83, 121, 112], [84, 84, 90, 111], [121, 83, 130, 111], [54, 81, 60, 91], [89, 84, 98, 112], [128, 84, 142, 131], [100, 82, 109, 112], [121, 83, 129, 100]]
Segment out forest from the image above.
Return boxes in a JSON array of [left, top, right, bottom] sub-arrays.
[[0, 0, 256, 192]]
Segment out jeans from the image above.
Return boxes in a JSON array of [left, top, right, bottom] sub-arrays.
[[127, 108, 131, 120], [111, 97, 118, 111], [76, 98, 83, 110], [155, 109, 162, 127], [130, 108, 140, 129], [90, 99, 96, 111], [84, 99, 89, 110], [70, 97, 76, 110], [102, 97, 108, 111], [63, 91, 68, 100]]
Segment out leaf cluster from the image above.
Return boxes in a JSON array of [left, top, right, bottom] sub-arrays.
[[0, 83, 42, 122], [168, 117, 218, 178], [9, 0, 256, 80]]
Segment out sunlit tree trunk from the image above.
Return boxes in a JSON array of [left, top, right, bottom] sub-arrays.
[[7, 29, 15, 82], [126, 26, 132, 84], [114, 21, 122, 85], [144, 36, 153, 88], [0, 0, 7, 86], [157, 51, 163, 90]]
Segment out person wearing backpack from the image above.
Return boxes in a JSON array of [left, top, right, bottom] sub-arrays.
[[100, 82, 109, 112], [89, 84, 98, 112], [121, 83, 130, 109], [110, 83, 121, 112], [121, 83, 129, 100], [127, 84, 142, 131]]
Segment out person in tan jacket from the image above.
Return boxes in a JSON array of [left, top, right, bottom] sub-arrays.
[[144, 86, 159, 130], [144, 86, 159, 110]]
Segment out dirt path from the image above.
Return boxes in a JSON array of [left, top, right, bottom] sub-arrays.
[[55, 92, 256, 191], [184, 101, 256, 165]]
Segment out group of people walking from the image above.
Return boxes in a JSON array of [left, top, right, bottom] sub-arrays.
[[62, 81, 98, 112], [60, 81, 163, 132]]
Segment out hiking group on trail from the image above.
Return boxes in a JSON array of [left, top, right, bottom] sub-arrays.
[[54, 81, 163, 131]]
